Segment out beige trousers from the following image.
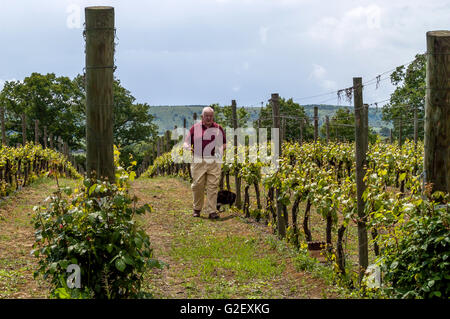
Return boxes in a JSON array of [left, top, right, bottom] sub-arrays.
[[191, 159, 222, 214]]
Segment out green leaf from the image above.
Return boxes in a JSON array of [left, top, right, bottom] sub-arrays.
[[123, 254, 134, 266], [134, 237, 143, 249], [89, 184, 97, 196], [432, 291, 441, 298], [115, 258, 126, 272]]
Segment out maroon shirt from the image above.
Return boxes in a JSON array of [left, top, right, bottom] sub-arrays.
[[186, 121, 226, 157]]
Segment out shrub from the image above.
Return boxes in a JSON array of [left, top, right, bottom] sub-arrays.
[[32, 171, 163, 298], [379, 203, 450, 299]]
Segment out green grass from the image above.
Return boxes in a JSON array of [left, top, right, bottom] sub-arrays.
[[0, 175, 81, 299], [166, 216, 286, 298]]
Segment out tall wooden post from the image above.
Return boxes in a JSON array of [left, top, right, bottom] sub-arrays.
[[165, 130, 171, 152], [398, 116, 403, 147], [85, 6, 115, 182], [314, 106, 318, 142], [389, 128, 393, 144], [64, 141, 69, 158], [281, 117, 286, 142], [354, 77, 368, 282], [34, 119, 39, 145], [325, 116, 329, 143], [156, 137, 161, 157], [0, 106, 6, 146], [43, 126, 47, 149], [232, 100, 242, 209], [424, 30, 450, 194], [21, 113, 27, 145], [271, 93, 286, 238]]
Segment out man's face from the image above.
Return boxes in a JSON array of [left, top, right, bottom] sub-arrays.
[[202, 111, 214, 126]]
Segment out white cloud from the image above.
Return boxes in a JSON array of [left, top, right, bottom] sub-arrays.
[[307, 4, 383, 50], [309, 64, 337, 91]]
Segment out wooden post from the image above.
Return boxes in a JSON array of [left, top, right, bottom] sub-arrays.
[[156, 137, 161, 157], [1, 106, 6, 146], [271, 93, 286, 238], [389, 128, 393, 144], [34, 119, 39, 145], [281, 117, 286, 142], [21, 113, 27, 145], [85, 6, 115, 182], [325, 116, 329, 143], [424, 30, 450, 194], [165, 130, 171, 152], [353, 77, 369, 282], [314, 106, 318, 142], [64, 141, 69, 158], [231, 99, 242, 209], [43, 126, 47, 149], [398, 116, 403, 147]]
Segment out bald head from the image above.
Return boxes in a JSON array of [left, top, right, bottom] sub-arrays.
[[201, 106, 215, 127], [202, 106, 215, 116]]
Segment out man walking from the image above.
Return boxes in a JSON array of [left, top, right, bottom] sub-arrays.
[[184, 106, 226, 219]]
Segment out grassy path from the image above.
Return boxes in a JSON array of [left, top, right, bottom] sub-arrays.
[[132, 176, 342, 299], [0, 175, 343, 299], [0, 177, 79, 298]]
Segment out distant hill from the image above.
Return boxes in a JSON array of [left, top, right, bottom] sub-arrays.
[[149, 104, 390, 135]]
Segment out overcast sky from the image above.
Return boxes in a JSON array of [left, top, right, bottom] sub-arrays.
[[0, 0, 448, 107]]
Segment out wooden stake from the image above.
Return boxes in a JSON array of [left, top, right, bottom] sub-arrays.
[[271, 93, 286, 238], [34, 119, 39, 145], [424, 30, 450, 194], [353, 77, 368, 282], [232, 99, 242, 209], [325, 116, 329, 143], [85, 6, 115, 182], [43, 126, 47, 149]]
